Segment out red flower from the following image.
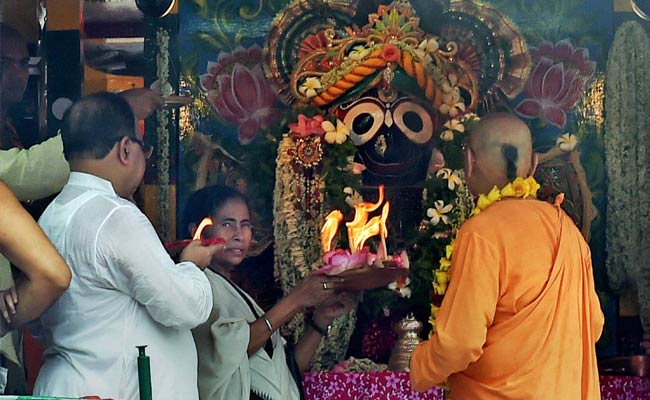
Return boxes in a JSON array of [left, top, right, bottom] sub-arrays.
[[381, 43, 401, 62], [288, 114, 325, 138]]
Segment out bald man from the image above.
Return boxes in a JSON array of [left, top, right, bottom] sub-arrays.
[[410, 113, 604, 399]]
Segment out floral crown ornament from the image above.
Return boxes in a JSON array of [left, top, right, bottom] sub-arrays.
[[290, 1, 480, 119]]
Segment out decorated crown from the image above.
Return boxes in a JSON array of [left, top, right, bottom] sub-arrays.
[[265, 0, 531, 125]]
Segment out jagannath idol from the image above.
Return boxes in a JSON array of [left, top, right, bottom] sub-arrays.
[[263, 0, 532, 368]]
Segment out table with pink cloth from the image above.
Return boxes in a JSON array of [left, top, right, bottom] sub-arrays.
[[303, 371, 650, 399]]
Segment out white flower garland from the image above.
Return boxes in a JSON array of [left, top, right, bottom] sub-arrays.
[[155, 28, 171, 240], [273, 134, 357, 370]]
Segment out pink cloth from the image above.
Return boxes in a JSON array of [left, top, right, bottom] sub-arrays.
[[303, 372, 650, 400]]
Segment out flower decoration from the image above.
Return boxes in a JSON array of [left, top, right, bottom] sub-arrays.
[[319, 248, 371, 275], [440, 119, 465, 141], [200, 45, 278, 145], [289, 114, 325, 138], [299, 77, 323, 98], [556, 133, 578, 151], [349, 45, 371, 61], [414, 38, 439, 65], [514, 39, 596, 128], [435, 168, 463, 191], [381, 43, 401, 62], [322, 119, 350, 144], [439, 74, 466, 117], [388, 276, 411, 298], [343, 186, 364, 207], [346, 160, 367, 175], [427, 148, 446, 175], [426, 200, 454, 225]]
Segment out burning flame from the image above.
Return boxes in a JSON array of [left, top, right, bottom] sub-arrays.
[[193, 217, 214, 241], [320, 185, 390, 259], [321, 210, 344, 252]]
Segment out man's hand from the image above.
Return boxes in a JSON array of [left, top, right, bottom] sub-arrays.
[[118, 88, 164, 120], [179, 240, 225, 270], [0, 287, 17, 324]]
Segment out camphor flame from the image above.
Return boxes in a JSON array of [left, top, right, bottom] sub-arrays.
[[193, 217, 214, 240], [321, 210, 344, 252], [320, 185, 390, 258]]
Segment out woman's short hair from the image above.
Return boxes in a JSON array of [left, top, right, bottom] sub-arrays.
[[182, 185, 250, 239], [60, 92, 136, 160]]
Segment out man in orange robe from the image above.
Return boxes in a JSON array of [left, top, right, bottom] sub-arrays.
[[410, 113, 604, 399]]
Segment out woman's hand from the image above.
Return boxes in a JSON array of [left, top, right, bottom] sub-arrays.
[[313, 291, 356, 327], [288, 273, 345, 309]]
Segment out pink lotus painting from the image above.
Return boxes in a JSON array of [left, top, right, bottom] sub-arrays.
[[514, 40, 596, 128], [200, 45, 278, 144]]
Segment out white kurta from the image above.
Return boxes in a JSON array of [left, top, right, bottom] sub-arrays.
[[32, 172, 212, 400], [192, 270, 301, 400]]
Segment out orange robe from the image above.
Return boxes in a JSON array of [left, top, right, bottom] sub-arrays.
[[410, 197, 603, 399]]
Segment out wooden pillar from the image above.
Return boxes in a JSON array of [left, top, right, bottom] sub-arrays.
[[44, 0, 81, 136]]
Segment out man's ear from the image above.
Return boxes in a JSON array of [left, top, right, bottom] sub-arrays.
[[117, 137, 130, 164], [528, 152, 539, 176], [465, 147, 475, 178]]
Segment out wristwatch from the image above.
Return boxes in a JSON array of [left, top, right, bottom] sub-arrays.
[[307, 317, 331, 337]]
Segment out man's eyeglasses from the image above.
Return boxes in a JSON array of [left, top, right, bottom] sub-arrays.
[[112, 136, 154, 160]]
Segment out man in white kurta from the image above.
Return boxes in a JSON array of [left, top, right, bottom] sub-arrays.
[[32, 92, 217, 400]]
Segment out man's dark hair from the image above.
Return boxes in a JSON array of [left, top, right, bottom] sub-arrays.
[[182, 185, 250, 239], [0, 22, 26, 50], [60, 91, 136, 160]]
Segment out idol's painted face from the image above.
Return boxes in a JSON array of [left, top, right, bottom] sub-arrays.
[[204, 199, 252, 270], [337, 92, 436, 185]]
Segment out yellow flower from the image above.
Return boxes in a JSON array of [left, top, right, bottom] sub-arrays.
[[439, 256, 451, 271], [445, 243, 454, 259], [322, 119, 350, 144], [501, 182, 515, 197], [299, 77, 322, 98], [526, 176, 540, 197], [510, 177, 532, 198], [556, 133, 578, 151], [433, 271, 449, 295], [486, 186, 502, 202]]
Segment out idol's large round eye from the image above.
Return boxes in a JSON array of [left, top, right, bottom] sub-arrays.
[[343, 102, 385, 146], [393, 102, 434, 144]]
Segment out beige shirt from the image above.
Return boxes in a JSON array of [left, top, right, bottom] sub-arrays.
[[0, 135, 69, 365]]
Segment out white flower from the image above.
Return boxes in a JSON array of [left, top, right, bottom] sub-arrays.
[[388, 277, 411, 298], [439, 75, 466, 117], [413, 38, 439, 64], [440, 130, 455, 141], [322, 119, 350, 144], [436, 168, 463, 190], [426, 200, 453, 225], [299, 77, 322, 98], [556, 133, 578, 151], [440, 119, 465, 141], [343, 187, 363, 207], [348, 45, 371, 61]]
